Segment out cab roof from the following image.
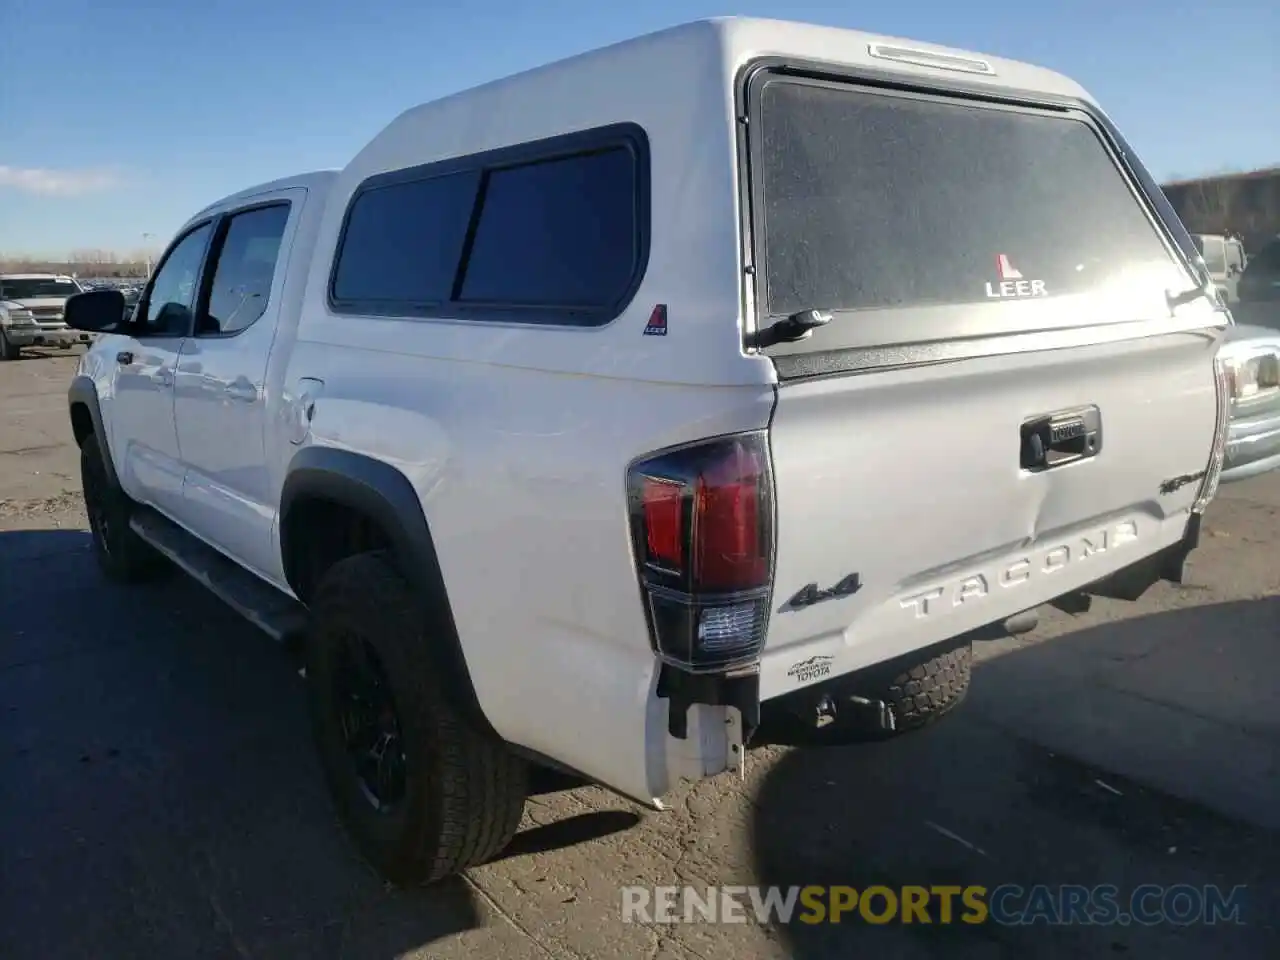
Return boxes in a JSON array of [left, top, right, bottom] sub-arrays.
[[191, 170, 338, 222], [349, 17, 1092, 180]]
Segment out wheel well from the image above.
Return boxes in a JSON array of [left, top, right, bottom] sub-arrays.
[[70, 403, 94, 447], [283, 497, 394, 604]]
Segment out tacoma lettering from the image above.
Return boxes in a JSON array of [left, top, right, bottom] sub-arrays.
[[900, 520, 1139, 619]]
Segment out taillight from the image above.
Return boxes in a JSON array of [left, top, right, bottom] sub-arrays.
[[1195, 345, 1234, 513], [627, 432, 775, 671]]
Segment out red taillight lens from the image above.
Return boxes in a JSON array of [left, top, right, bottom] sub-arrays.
[[641, 477, 684, 569], [628, 432, 774, 671], [693, 443, 767, 592]]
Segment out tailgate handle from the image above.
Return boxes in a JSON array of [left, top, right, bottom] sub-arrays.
[[1020, 405, 1102, 472]]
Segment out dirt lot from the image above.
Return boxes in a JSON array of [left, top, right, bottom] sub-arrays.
[[2, 351, 1278, 958]]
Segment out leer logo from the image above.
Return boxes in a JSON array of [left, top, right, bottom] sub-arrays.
[[996, 253, 1022, 279], [985, 254, 1047, 300], [643, 303, 668, 336]]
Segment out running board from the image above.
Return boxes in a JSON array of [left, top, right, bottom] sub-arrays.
[[129, 508, 307, 645]]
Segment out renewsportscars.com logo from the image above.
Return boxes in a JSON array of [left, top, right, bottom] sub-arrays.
[[621, 884, 1249, 927]]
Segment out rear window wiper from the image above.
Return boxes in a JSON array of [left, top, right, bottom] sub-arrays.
[[748, 308, 832, 349]]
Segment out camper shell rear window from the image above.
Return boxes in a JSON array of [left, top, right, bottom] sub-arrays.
[[744, 72, 1195, 364]]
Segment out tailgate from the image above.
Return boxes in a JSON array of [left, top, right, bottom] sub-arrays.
[[759, 332, 1218, 697], [740, 66, 1226, 698]]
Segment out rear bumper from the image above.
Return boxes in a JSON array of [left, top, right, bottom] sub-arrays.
[[1222, 411, 1280, 484], [758, 507, 1197, 703]]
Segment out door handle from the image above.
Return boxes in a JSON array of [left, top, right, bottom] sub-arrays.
[[1020, 405, 1102, 471], [149, 369, 174, 388], [116, 350, 134, 365], [225, 381, 258, 402]]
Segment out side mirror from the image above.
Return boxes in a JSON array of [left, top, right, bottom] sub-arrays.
[[65, 289, 127, 333]]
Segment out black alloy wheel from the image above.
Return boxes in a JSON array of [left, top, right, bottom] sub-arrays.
[[333, 632, 408, 811]]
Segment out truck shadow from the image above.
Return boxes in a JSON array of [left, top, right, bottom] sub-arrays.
[[0, 526, 634, 959], [749, 598, 1280, 959]]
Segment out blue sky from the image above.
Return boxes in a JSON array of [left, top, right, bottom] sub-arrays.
[[2, 0, 1276, 258]]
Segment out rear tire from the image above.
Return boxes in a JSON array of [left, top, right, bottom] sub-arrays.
[[777, 637, 973, 746], [881, 637, 972, 732], [306, 551, 527, 886], [80, 433, 169, 583], [0, 330, 20, 361]]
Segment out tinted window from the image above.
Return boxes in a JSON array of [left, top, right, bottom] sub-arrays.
[[458, 147, 638, 308], [139, 223, 213, 336], [758, 82, 1181, 317], [332, 171, 479, 304], [202, 205, 291, 335], [0, 278, 81, 299]]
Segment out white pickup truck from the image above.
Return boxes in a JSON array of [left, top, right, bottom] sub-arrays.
[[63, 17, 1231, 885]]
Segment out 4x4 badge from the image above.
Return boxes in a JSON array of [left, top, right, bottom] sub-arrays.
[[781, 572, 861, 612], [643, 303, 668, 336]]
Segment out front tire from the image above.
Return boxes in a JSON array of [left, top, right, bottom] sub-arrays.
[[80, 433, 168, 582], [306, 551, 528, 886]]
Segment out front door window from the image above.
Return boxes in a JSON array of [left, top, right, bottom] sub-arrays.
[[138, 224, 213, 337]]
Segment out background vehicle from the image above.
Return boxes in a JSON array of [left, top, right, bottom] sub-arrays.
[[0, 273, 95, 359], [1192, 233, 1248, 304], [1234, 235, 1280, 328], [1220, 323, 1280, 483], [62, 17, 1230, 886]]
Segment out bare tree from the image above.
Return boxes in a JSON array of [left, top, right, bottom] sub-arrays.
[[1163, 166, 1280, 249], [0, 250, 154, 277]]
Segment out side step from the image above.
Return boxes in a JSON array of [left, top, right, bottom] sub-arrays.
[[130, 508, 308, 645]]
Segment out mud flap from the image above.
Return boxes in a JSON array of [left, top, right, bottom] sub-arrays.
[[657, 666, 758, 785]]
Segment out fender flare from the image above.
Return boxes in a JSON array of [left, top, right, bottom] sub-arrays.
[[280, 446, 495, 736], [67, 375, 120, 488]]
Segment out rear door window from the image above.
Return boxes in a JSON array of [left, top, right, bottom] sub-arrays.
[[201, 204, 291, 335], [753, 79, 1188, 338]]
